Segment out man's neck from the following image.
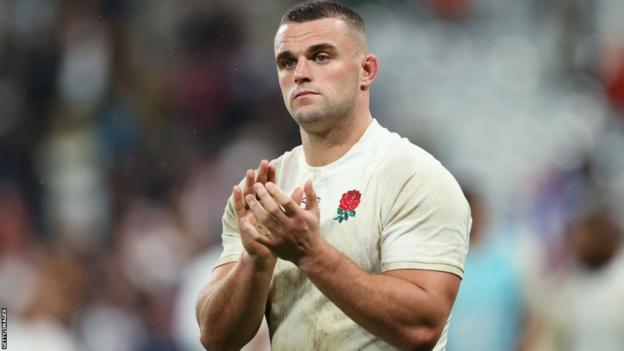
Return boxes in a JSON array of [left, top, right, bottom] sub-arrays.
[[300, 112, 373, 167]]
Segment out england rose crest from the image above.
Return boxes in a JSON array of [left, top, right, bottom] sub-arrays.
[[334, 190, 361, 223]]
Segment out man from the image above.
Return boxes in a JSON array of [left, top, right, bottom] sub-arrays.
[[447, 188, 538, 351], [196, 1, 471, 350], [538, 208, 624, 351]]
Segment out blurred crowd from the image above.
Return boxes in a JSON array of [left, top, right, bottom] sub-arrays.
[[0, 1, 622, 351]]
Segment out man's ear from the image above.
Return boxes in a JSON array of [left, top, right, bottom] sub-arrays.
[[360, 53, 379, 91]]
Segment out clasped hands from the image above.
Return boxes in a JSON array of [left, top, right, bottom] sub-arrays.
[[233, 160, 324, 266]]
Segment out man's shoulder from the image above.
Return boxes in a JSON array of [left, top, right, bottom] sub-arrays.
[[373, 130, 464, 206], [377, 131, 445, 178]]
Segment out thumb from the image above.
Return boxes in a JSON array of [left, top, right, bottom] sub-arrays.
[[304, 179, 318, 212], [291, 186, 304, 206]]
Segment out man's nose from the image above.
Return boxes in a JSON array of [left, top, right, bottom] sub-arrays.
[[293, 59, 311, 84]]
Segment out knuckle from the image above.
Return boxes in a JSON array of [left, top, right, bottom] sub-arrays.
[[267, 206, 281, 217], [255, 213, 268, 223], [293, 217, 306, 227]]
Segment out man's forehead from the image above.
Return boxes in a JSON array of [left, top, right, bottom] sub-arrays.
[[274, 18, 351, 53]]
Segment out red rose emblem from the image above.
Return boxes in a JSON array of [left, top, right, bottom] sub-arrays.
[[334, 190, 361, 223], [339, 190, 361, 211]]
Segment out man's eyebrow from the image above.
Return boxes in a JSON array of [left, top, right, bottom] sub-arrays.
[[276, 50, 293, 63], [307, 43, 337, 54], [276, 43, 337, 62]]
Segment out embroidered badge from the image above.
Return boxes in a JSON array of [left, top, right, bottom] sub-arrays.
[[301, 194, 321, 206], [334, 190, 361, 223]]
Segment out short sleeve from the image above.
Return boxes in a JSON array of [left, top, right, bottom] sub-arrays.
[[380, 160, 471, 277], [215, 194, 245, 268]]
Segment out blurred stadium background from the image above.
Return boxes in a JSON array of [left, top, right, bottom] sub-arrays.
[[0, 0, 623, 350]]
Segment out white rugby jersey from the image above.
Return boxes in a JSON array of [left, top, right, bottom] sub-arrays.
[[217, 119, 471, 350]]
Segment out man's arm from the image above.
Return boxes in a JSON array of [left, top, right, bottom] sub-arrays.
[[299, 242, 460, 351], [243, 180, 461, 351], [196, 256, 275, 351], [196, 160, 282, 350]]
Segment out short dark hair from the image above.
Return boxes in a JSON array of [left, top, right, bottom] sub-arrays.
[[281, 0, 365, 33]]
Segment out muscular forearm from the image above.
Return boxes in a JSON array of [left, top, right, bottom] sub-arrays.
[[196, 253, 275, 350], [298, 242, 449, 351]]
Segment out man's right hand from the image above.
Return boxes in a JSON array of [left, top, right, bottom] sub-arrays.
[[198, 159, 283, 350], [233, 160, 304, 266], [233, 160, 277, 265]]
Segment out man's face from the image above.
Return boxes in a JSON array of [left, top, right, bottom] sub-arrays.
[[274, 18, 364, 130]]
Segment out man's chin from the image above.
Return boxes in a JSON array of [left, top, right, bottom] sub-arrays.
[[292, 108, 325, 126]]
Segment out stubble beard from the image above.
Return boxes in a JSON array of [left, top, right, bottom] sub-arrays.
[[290, 93, 358, 135]]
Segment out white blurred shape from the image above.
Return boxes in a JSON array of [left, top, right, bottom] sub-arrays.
[[41, 127, 109, 252], [80, 304, 146, 351], [119, 200, 190, 293], [173, 246, 271, 351], [58, 20, 111, 111], [10, 317, 81, 351], [179, 126, 276, 242], [490, 36, 540, 95], [0, 255, 36, 314]]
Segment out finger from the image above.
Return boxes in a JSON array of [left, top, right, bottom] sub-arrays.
[[244, 169, 255, 196], [266, 182, 302, 216], [291, 186, 304, 206], [239, 217, 272, 247], [245, 193, 274, 229], [255, 183, 289, 222], [256, 160, 269, 184], [233, 185, 246, 219], [304, 179, 318, 211], [267, 162, 277, 184]]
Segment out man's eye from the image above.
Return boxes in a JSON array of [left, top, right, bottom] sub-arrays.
[[315, 54, 329, 62], [283, 58, 296, 69]]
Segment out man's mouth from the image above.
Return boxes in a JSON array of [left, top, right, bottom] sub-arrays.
[[293, 90, 319, 100]]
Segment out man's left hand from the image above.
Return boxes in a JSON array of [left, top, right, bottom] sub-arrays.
[[240, 180, 325, 265]]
